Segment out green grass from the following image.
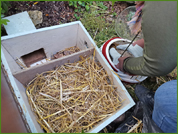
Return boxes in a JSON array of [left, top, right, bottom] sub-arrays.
[[80, 6, 118, 48]]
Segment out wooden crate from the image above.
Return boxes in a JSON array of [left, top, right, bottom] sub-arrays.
[[1, 21, 135, 133]]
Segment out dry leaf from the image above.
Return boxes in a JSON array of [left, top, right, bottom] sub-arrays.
[[33, 2, 38, 5]]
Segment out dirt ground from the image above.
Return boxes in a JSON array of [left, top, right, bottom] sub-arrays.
[[6, 1, 134, 29]]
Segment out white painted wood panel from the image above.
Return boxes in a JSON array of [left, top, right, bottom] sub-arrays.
[[1, 21, 135, 133], [2, 24, 78, 60], [1, 45, 21, 73], [14, 48, 94, 85]]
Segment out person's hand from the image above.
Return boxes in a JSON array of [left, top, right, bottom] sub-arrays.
[[116, 57, 134, 75], [115, 56, 129, 72], [116, 43, 143, 57], [132, 39, 144, 48]]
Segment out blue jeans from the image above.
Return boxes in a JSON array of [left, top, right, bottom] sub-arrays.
[[152, 80, 177, 133]]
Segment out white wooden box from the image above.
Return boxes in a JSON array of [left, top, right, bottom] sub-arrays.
[[1, 21, 135, 133]]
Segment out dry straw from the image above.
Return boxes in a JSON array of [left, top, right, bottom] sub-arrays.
[[127, 116, 143, 133], [26, 49, 124, 133]]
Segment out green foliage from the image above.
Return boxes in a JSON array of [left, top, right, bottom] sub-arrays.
[[112, 1, 116, 11], [1, 1, 11, 25], [95, 1, 108, 10], [81, 7, 106, 34], [1, 18, 10, 25], [1, 7, 10, 25], [69, 1, 92, 20], [81, 7, 117, 48], [112, 12, 117, 17], [74, 13, 80, 20], [85, 4, 89, 11], [69, 1, 92, 12], [1, 1, 11, 14], [94, 26, 117, 48], [69, 1, 110, 21]]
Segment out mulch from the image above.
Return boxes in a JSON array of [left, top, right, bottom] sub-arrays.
[[6, 1, 134, 29]]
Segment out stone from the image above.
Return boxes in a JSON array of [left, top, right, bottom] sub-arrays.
[[3, 11, 36, 35], [28, 10, 43, 26]]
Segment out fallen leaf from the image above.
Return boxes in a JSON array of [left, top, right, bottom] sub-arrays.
[[33, 2, 38, 5], [45, 14, 49, 16]]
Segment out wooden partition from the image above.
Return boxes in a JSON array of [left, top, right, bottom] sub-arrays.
[[1, 21, 135, 133]]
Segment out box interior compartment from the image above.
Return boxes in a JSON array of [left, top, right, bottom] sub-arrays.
[[2, 23, 93, 74], [1, 21, 135, 133]]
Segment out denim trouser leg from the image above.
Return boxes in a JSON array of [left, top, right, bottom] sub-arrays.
[[152, 80, 177, 133]]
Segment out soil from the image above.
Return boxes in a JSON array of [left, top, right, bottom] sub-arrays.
[[5, 1, 134, 29]]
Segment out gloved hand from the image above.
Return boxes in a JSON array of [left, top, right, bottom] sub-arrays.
[[109, 48, 121, 65], [116, 44, 143, 57]]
